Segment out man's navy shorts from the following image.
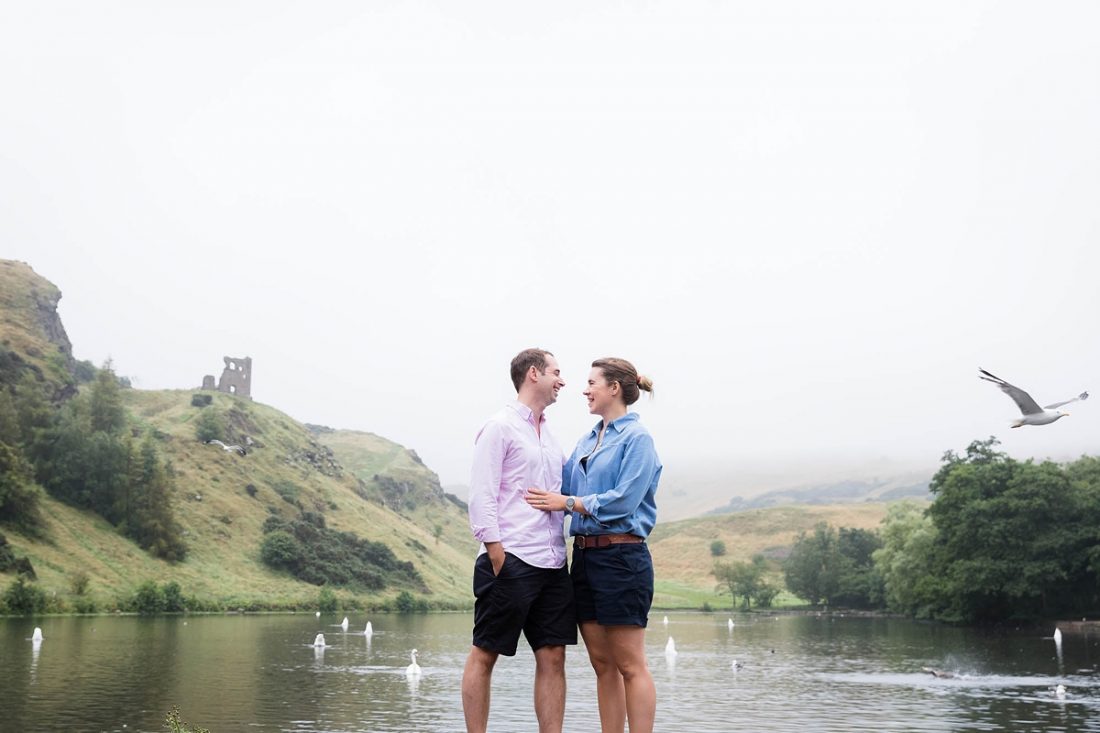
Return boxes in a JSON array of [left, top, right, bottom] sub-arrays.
[[571, 542, 654, 627], [471, 552, 577, 656]]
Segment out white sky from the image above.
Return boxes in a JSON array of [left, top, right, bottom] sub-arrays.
[[4, 2, 1099, 512]]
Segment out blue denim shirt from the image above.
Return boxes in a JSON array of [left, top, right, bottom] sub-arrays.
[[562, 412, 661, 538]]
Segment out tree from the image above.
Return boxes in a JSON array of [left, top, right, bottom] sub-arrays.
[[925, 437, 1094, 622], [714, 555, 775, 610], [783, 523, 839, 606], [873, 502, 940, 617], [710, 540, 727, 557]]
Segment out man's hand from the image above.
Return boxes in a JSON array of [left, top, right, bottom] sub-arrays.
[[486, 541, 506, 576]]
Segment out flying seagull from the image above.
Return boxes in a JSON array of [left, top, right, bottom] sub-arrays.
[[979, 369, 1088, 427]]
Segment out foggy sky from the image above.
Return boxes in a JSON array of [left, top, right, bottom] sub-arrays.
[[4, 2, 1099, 511]]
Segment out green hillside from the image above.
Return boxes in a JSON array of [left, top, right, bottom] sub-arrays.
[[0, 260, 477, 611], [647, 502, 906, 608]]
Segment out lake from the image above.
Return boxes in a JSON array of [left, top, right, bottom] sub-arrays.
[[2, 612, 1099, 732]]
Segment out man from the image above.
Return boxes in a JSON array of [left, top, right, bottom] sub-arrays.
[[461, 348, 575, 733]]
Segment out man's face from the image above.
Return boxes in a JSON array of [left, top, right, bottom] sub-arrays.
[[534, 354, 564, 406]]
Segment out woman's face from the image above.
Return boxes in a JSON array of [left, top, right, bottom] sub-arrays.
[[583, 367, 620, 416]]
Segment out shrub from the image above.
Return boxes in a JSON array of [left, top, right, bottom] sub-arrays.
[[273, 481, 300, 505], [133, 580, 166, 615], [73, 597, 98, 614], [261, 531, 303, 570], [163, 581, 185, 612], [710, 540, 727, 557], [194, 409, 225, 443], [319, 587, 338, 614], [245, 483, 258, 498], [70, 570, 90, 596], [3, 575, 47, 615]]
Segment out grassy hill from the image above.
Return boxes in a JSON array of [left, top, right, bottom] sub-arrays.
[[0, 260, 478, 611], [2, 388, 478, 609], [647, 501, 914, 609]]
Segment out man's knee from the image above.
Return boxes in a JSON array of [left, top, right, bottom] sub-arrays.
[[534, 644, 565, 673], [466, 645, 500, 674]]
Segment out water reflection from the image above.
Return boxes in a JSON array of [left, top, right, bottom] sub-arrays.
[[3, 613, 1100, 732]]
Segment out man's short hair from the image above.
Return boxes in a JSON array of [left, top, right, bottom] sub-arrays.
[[510, 348, 553, 391]]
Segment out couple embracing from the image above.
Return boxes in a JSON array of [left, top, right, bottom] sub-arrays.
[[462, 348, 662, 733]]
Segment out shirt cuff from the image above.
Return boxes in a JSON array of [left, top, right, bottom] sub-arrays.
[[472, 526, 501, 544]]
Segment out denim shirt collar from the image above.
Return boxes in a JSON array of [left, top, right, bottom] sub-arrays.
[[589, 411, 639, 437]]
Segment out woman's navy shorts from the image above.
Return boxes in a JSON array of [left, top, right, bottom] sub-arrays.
[[571, 542, 654, 627]]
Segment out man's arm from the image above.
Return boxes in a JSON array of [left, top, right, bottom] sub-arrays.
[[468, 420, 507, 575]]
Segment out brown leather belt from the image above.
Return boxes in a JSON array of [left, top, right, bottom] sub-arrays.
[[574, 533, 645, 550]]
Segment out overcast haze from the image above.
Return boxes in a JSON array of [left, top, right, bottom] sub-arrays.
[[4, 2, 1098, 514]]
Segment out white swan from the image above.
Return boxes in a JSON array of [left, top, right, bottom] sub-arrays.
[[315, 611, 321, 618], [662, 615, 669, 626], [31, 627, 43, 642], [731, 659, 743, 671], [365, 621, 374, 638], [1054, 628, 1063, 646], [1055, 684, 1066, 698], [340, 616, 349, 631], [405, 649, 422, 677], [665, 637, 677, 657], [312, 633, 326, 647], [727, 618, 735, 631]]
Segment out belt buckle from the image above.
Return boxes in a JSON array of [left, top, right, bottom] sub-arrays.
[[577, 536, 587, 550]]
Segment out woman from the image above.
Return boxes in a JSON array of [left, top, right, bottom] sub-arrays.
[[526, 357, 662, 733]]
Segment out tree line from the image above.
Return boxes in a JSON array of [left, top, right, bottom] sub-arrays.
[[716, 438, 1100, 623], [0, 351, 185, 562]]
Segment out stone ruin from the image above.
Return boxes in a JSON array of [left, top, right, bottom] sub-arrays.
[[201, 356, 252, 399]]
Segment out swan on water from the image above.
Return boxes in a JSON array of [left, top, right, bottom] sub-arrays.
[[1054, 684, 1066, 698], [731, 659, 743, 671], [406, 649, 422, 677], [315, 611, 321, 618], [727, 619, 735, 631], [30, 627, 43, 642], [662, 615, 669, 626], [312, 633, 327, 647], [664, 637, 677, 657], [340, 617, 349, 631], [365, 621, 374, 637], [1053, 628, 1063, 646]]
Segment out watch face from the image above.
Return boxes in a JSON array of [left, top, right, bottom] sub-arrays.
[[565, 497, 575, 511]]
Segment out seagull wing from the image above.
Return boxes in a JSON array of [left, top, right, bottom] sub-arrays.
[[979, 368, 1043, 415], [1044, 391, 1089, 410]]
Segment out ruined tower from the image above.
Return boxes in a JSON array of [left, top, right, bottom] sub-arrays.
[[201, 356, 252, 399]]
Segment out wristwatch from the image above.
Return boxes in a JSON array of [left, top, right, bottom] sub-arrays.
[[565, 496, 576, 512]]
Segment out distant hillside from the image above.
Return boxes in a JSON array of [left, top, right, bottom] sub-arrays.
[[706, 475, 930, 515], [0, 260, 477, 610], [647, 501, 915, 608]]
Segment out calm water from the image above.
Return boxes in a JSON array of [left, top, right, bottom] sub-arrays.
[[2, 612, 1100, 732]]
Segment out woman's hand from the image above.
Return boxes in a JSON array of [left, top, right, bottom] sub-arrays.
[[525, 487, 565, 512]]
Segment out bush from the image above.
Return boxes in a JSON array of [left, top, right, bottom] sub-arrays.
[[273, 481, 300, 505], [245, 483, 258, 498], [190, 394, 213, 408], [319, 587, 338, 614], [710, 540, 727, 557], [73, 597, 98, 614], [163, 581, 185, 613], [3, 575, 47, 615], [133, 580, 166, 615], [70, 570, 90, 596], [261, 531, 303, 569], [194, 409, 225, 443]]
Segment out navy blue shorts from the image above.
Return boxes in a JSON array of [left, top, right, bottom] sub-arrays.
[[471, 553, 577, 656], [571, 542, 654, 627]]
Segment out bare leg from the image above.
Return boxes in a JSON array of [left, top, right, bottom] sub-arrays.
[[533, 644, 566, 733], [605, 626, 655, 733], [462, 645, 499, 733], [580, 621, 626, 733]]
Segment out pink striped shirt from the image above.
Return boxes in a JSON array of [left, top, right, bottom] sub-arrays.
[[468, 401, 567, 569]]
